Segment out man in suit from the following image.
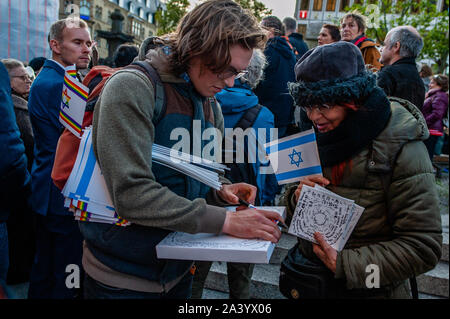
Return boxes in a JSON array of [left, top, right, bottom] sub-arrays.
[[27, 18, 93, 299]]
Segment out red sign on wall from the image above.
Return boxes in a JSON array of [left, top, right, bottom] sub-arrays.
[[299, 10, 308, 19]]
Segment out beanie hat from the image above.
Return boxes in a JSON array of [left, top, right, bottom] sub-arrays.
[[28, 57, 46, 72], [288, 41, 376, 107]]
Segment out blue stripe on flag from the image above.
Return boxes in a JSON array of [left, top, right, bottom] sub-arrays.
[[266, 133, 316, 154], [76, 144, 97, 201], [275, 165, 322, 182]]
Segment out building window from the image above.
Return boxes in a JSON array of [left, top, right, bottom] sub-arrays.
[[298, 24, 307, 36], [80, 0, 91, 20], [300, 0, 310, 10], [132, 20, 143, 37], [129, 2, 135, 14], [340, 0, 349, 11], [139, 8, 145, 18], [313, 0, 323, 11], [147, 12, 154, 24], [64, 0, 74, 12], [326, 0, 336, 11], [95, 6, 103, 20]]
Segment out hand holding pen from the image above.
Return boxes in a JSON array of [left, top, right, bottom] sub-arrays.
[[218, 182, 285, 243], [237, 198, 288, 230]]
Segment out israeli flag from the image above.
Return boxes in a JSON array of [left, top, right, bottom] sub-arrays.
[[264, 128, 322, 185]]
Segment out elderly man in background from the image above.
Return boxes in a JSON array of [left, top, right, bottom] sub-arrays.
[[377, 26, 426, 111]]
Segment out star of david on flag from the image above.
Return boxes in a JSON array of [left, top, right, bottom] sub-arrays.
[[288, 149, 303, 167], [264, 128, 322, 185]]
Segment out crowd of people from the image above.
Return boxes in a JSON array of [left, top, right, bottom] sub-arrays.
[[0, 0, 447, 300]]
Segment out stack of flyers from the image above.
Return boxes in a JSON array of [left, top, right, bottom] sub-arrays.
[[62, 127, 130, 226], [62, 126, 228, 227]]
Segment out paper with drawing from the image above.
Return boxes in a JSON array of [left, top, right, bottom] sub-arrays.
[[288, 185, 364, 251]]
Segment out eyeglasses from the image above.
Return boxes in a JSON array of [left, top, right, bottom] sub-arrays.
[[303, 103, 334, 114], [217, 67, 248, 80], [12, 75, 32, 82]]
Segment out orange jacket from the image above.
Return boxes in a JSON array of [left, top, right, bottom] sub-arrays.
[[360, 40, 383, 71]]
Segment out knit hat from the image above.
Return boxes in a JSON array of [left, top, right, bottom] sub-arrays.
[[288, 41, 376, 107], [28, 57, 46, 72]]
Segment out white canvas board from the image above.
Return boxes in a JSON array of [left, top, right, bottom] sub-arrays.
[[156, 206, 286, 263]]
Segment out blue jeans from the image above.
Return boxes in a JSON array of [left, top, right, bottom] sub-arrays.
[[83, 271, 193, 299], [0, 222, 9, 282]]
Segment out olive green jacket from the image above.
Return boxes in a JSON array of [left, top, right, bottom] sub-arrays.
[[282, 97, 442, 298]]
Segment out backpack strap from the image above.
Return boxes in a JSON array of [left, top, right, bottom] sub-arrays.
[[233, 104, 263, 130], [354, 36, 368, 47], [208, 97, 220, 127], [126, 61, 167, 126], [222, 105, 263, 201]]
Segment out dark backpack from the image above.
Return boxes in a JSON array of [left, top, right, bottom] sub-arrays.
[[223, 104, 262, 205], [51, 61, 166, 190]]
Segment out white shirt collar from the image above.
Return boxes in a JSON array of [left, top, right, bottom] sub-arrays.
[[49, 59, 67, 71]]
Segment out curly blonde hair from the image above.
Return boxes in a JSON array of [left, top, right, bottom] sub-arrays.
[[165, 0, 267, 76]]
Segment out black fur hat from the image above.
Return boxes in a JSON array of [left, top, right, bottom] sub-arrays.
[[288, 41, 377, 107]]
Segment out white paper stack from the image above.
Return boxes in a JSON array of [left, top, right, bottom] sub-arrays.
[[62, 127, 227, 226], [288, 185, 364, 251], [62, 128, 130, 226], [152, 144, 227, 190], [156, 206, 286, 263]]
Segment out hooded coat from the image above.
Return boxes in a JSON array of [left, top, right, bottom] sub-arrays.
[[254, 36, 296, 130], [0, 62, 30, 222], [352, 34, 382, 71], [422, 88, 449, 133], [216, 81, 276, 204], [281, 96, 442, 298], [288, 32, 309, 59]]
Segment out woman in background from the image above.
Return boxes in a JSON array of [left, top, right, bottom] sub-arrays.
[[422, 74, 449, 159], [1, 58, 35, 286], [317, 24, 341, 46]]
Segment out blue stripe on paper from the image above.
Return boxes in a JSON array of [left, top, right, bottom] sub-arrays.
[[76, 144, 96, 201]]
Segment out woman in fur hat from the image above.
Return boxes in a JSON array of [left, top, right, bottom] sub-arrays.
[[281, 41, 442, 299]]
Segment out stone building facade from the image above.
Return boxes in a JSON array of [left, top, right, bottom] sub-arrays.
[[59, 0, 164, 62]]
